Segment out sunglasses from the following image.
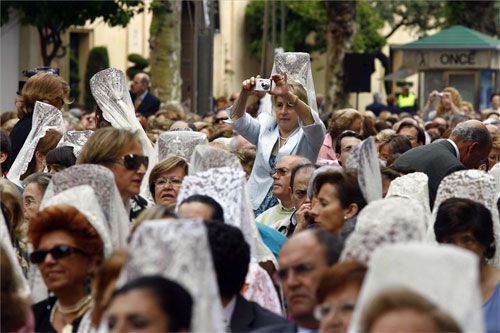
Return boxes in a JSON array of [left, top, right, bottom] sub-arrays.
[[214, 117, 228, 124], [30, 244, 85, 264], [122, 154, 149, 170]]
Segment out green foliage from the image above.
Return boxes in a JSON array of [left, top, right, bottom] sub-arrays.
[[84, 47, 110, 110], [353, 0, 385, 53], [443, 0, 499, 37], [244, 0, 326, 57], [69, 50, 80, 103], [126, 53, 149, 80]]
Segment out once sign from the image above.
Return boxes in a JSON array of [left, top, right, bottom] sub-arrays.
[[439, 52, 475, 65]]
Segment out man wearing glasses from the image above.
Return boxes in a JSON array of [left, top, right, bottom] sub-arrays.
[[256, 155, 310, 227], [258, 229, 342, 332]]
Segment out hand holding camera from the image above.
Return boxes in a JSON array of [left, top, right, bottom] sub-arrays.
[[242, 75, 272, 95]]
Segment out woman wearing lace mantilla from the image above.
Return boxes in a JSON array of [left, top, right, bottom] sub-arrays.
[[229, 52, 325, 215]]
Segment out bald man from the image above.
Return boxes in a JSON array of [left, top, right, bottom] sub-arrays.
[[130, 72, 161, 117], [393, 120, 492, 208]]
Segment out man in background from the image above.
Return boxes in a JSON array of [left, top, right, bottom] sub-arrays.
[[130, 73, 160, 117]]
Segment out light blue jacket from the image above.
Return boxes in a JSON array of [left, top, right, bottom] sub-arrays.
[[229, 107, 326, 209]]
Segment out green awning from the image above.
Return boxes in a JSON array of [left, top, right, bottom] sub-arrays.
[[393, 25, 500, 50]]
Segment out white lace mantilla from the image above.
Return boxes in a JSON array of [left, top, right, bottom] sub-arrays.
[[117, 219, 225, 332], [57, 130, 94, 158], [348, 243, 484, 333], [386, 172, 431, 216], [42, 164, 130, 249], [90, 68, 157, 201], [8, 101, 64, 186], [189, 144, 242, 175], [345, 136, 383, 203], [429, 170, 500, 268], [157, 131, 208, 161]]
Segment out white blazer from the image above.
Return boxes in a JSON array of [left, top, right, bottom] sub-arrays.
[[229, 107, 326, 209]]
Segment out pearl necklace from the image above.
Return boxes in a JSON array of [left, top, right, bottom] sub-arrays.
[[50, 295, 92, 330]]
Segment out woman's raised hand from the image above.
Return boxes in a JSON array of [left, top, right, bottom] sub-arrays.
[[269, 73, 288, 96], [241, 75, 260, 94]]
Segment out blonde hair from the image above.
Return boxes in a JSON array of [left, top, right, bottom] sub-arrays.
[[375, 129, 396, 144], [0, 179, 24, 243], [16, 73, 69, 119], [78, 127, 141, 166], [328, 108, 364, 140], [437, 87, 462, 117], [271, 83, 309, 106], [148, 156, 188, 198]]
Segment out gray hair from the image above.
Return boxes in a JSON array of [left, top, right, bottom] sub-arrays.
[[22, 172, 52, 193], [138, 73, 150, 86], [451, 123, 491, 147]]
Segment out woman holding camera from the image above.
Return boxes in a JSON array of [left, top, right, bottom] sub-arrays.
[[422, 87, 463, 122], [229, 71, 325, 215]]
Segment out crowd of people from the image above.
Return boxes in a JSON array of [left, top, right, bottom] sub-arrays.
[[1, 51, 499, 333]]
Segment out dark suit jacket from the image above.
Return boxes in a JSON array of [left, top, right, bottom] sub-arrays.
[[231, 294, 289, 333], [131, 91, 160, 117], [392, 139, 465, 209]]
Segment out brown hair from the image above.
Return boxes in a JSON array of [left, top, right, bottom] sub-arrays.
[[29, 205, 104, 262], [78, 127, 142, 166], [328, 109, 363, 141], [360, 288, 462, 332], [21, 129, 62, 181], [313, 171, 367, 211], [16, 73, 69, 119], [316, 260, 367, 303], [91, 250, 128, 327], [1, 247, 29, 332], [148, 156, 188, 198], [0, 179, 24, 243]]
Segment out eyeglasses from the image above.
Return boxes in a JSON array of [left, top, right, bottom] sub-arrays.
[[270, 167, 289, 177], [276, 262, 315, 281], [214, 117, 228, 124], [155, 177, 183, 188], [121, 154, 149, 171], [313, 301, 356, 321], [30, 244, 85, 264]]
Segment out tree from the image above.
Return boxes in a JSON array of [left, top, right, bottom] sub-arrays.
[[84, 47, 109, 110], [126, 53, 149, 80], [149, 0, 182, 103], [1, 1, 144, 66], [324, 1, 358, 111], [444, 0, 499, 37]]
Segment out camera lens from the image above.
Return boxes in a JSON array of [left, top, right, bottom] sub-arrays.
[[262, 83, 269, 90]]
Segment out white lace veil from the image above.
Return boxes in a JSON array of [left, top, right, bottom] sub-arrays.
[[307, 165, 342, 199], [386, 172, 431, 217], [188, 144, 242, 175], [271, 52, 318, 113], [116, 219, 225, 332], [90, 68, 157, 200], [348, 243, 484, 332], [0, 211, 30, 298], [156, 131, 208, 161], [490, 162, 500, 192], [30, 184, 118, 303], [341, 197, 426, 265], [57, 130, 94, 158], [345, 136, 383, 203], [42, 164, 130, 248], [429, 170, 500, 268], [177, 165, 275, 264], [7, 101, 64, 186]]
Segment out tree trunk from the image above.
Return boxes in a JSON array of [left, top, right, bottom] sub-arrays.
[[324, 1, 357, 113], [149, 0, 182, 103]]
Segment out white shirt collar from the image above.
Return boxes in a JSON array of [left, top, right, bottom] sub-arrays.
[[446, 139, 460, 159], [223, 295, 237, 323]]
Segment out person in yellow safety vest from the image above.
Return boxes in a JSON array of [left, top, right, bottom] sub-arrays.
[[397, 83, 418, 114]]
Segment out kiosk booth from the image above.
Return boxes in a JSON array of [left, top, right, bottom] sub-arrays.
[[390, 25, 499, 111]]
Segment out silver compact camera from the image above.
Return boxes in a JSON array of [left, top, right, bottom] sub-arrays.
[[255, 78, 272, 92]]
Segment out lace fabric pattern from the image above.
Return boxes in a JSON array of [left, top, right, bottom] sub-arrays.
[[8, 101, 64, 186], [57, 130, 94, 158], [345, 137, 383, 203], [341, 197, 426, 265], [90, 68, 157, 201], [429, 170, 500, 268], [386, 172, 431, 216], [42, 164, 130, 249], [242, 262, 283, 315], [188, 144, 242, 175], [117, 219, 225, 332], [157, 131, 208, 161], [348, 243, 484, 333]]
